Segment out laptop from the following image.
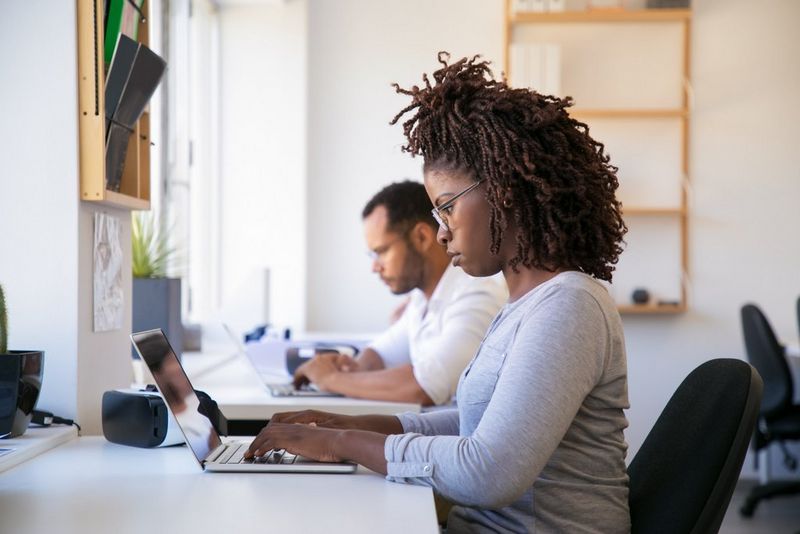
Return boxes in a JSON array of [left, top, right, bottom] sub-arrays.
[[222, 323, 344, 398], [131, 329, 356, 473]]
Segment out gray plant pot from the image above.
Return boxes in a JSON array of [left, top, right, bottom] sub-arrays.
[[0, 350, 44, 438], [132, 277, 182, 360]]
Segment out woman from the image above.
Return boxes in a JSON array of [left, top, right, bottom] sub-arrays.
[[246, 53, 630, 533]]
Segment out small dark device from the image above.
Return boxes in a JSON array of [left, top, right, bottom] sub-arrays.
[[632, 288, 651, 305]]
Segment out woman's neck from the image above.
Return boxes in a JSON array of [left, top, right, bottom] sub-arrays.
[[502, 265, 568, 303]]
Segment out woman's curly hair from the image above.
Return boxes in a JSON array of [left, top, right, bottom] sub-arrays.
[[390, 52, 627, 282]]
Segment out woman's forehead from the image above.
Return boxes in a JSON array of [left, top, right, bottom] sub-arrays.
[[423, 168, 472, 186]]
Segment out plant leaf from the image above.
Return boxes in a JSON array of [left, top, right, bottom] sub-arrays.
[[131, 212, 179, 278]]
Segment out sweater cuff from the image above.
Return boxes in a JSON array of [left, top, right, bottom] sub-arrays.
[[384, 433, 435, 480]]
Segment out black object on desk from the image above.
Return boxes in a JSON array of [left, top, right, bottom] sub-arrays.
[[0, 350, 44, 439], [104, 34, 166, 192], [102, 388, 179, 448]]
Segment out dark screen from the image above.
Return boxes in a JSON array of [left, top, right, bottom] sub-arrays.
[[131, 329, 222, 463]]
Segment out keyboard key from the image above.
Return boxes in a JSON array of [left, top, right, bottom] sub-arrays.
[[229, 446, 247, 464], [217, 445, 238, 464], [267, 449, 285, 464]]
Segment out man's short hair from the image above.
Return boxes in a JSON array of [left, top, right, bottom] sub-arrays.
[[362, 180, 437, 234]]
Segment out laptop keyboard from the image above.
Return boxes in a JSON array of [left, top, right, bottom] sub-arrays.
[[267, 383, 302, 396], [214, 443, 297, 465]]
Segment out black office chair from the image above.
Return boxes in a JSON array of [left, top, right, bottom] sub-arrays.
[[797, 296, 800, 347], [628, 358, 762, 534], [739, 303, 800, 516]]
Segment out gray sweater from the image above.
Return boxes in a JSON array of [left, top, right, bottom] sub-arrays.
[[384, 272, 630, 533]]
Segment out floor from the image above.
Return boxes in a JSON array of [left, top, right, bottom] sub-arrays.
[[719, 480, 800, 534]]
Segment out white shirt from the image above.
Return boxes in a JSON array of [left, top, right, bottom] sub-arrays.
[[368, 265, 507, 405]]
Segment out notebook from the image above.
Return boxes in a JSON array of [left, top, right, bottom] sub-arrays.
[[131, 329, 355, 473], [222, 323, 343, 398]]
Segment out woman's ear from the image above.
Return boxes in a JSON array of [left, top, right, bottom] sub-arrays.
[[502, 188, 514, 209]]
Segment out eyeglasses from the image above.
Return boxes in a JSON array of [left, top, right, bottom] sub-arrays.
[[431, 180, 484, 231], [366, 234, 406, 264]]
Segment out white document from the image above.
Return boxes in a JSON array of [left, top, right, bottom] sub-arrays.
[[509, 43, 528, 88], [528, 44, 546, 93], [543, 43, 562, 96], [511, 0, 531, 13], [529, 0, 547, 12], [93, 213, 124, 332]]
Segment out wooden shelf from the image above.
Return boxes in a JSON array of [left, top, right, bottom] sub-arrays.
[[511, 8, 692, 24], [618, 303, 686, 315], [622, 207, 685, 216], [77, 0, 151, 211], [504, 0, 692, 315], [570, 108, 687, 119]]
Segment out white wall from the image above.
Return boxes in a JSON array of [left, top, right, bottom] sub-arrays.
[[306, 0, 506, 332], [215, 1, 308, 335], [301, 0, 800, 473], [0, 1, 133, 435], [631, 0, 800, 475]]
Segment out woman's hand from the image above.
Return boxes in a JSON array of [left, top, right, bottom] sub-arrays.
[[270, 409, 357, 430], [244, 422, 345, 462], [243, 419, 391, 475], [269, 410, 403, 435]]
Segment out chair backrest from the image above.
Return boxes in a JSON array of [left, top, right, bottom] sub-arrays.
[[628, 358, 762, 534], [740, 303, 793, 417], [796, 296, 800, 346]]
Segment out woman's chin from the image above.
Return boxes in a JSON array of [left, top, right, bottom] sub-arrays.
[[455, 257, 502, 278], [453, 255, 476, 275]]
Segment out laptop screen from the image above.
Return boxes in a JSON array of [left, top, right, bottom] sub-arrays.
[[131, 329, 223, 464]]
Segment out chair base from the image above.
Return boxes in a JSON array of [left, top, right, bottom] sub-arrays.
[[739, 480, 800, 517]]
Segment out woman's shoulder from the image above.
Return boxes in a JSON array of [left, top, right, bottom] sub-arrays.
[[514, 271, 619, 327]]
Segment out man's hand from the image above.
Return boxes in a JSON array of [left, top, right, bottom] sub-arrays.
[[292, 352, 356, 390]]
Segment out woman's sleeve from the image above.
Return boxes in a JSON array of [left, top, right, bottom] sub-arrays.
[[383, 287, 608, 508], [396, 408, 460, 436]]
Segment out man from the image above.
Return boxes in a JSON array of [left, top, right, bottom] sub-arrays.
[[294, 181, 506, 406]]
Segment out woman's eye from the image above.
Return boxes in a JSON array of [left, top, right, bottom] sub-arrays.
[[442, 205, 455, 215]]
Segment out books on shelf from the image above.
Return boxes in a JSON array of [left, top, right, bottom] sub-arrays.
[[104, 34, 166, 192], [509, 43, 561, 97], [104, 0, 145, 65], [512, 0, 566, 12]]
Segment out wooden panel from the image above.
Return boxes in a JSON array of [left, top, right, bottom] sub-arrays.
[[618, 303, 686, 314], [138, 111, 151, 203], [77, 0, 151, 211], [511, 9, 691, 24], [570, 108, 687, 118], [506, 5, 691, 314], [77, 0, 106, 201]]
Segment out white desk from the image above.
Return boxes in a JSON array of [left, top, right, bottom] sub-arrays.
[[179, 350, 421, 420], [0, 436, 437, 534]]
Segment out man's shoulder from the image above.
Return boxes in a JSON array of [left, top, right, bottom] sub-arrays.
[[438, 267, 508, 303]]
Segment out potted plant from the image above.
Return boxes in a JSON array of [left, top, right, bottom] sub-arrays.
[[0, 284, 45, 438], [131, 212, 183, 359]]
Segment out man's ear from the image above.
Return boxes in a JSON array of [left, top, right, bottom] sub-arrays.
[[408, 221, 438, 252]]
